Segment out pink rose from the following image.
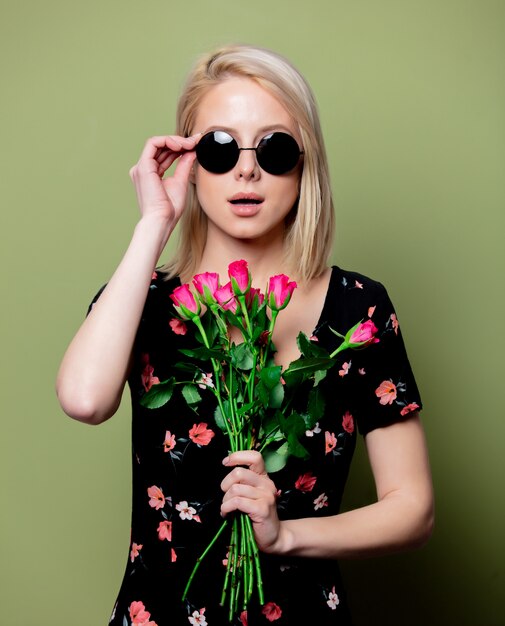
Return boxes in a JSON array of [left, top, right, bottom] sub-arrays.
[[342, 411, 354, 434], [266, 274, 297, 311], [193, 272, 219, 305], [169, 284, 200, 319], [215, 282, 238, 313], [348, 320, 379, 346], [245, 287, 265, 310], [228, 259, 251, 295]]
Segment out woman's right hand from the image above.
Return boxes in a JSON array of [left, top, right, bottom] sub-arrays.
[[129, 134, 199, 227]]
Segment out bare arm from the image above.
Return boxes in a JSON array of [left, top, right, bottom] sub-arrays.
[[56, 135, 198, 425], [221, 413, 434, 559]]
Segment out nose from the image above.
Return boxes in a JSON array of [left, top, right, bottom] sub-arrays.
[[234, 148, 260, 180]]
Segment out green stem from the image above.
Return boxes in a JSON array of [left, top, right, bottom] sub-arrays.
[[182, 518, 229, 602], [329, 341, 349, 359], [237, 295, 253, 339]]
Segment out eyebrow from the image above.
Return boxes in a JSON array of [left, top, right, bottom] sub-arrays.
[[200, 124, 296, 137]]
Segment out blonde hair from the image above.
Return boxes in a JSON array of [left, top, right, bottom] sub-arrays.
[[163, 44, 334, 283]]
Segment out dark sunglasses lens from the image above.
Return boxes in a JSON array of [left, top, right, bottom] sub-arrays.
[[196, 131, 238, 174], [257, 133, 301, 175]]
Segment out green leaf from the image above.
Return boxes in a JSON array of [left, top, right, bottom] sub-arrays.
[[140, 378, 174, 409], [287, 431, 310, 459], [269, 382, 284, 409], [260, 365, 282, 389], [328, 325, 346, 340], [231, 342, 255, 370], [181, 384, 202, 406], [284, 356, 335, 375], [214, 405, 227, 432], [301, 412, 318, 430], [256, 379, 270, 408], [263, 441, 289, 473], [174, 361, 200, 374], [296, 332, 330, 358], [179, 347, 225, 361], [314, 369, 327, 386], [308, 386, 326, 421]]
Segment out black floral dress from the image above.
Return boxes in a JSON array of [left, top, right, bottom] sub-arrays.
[[90, 266, 422, 626]]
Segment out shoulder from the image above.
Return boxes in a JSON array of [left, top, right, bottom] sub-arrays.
[[321, 266, 394, 328]]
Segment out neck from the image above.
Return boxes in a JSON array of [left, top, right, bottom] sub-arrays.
[[194, 229, 290, 288]]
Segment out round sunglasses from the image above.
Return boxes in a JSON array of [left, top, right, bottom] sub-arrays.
[[195, 130, 303, 175]]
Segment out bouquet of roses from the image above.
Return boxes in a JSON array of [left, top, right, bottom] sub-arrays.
[[140, 260, 378, 621]]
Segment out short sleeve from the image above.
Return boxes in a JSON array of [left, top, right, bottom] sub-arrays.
[[86, 284, 107, 316], [350, 283, 423, 436]]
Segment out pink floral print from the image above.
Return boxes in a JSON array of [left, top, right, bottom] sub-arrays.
[[188, 608, 207, 625], [176, 500, 201, 522], [295, 472, 317, 492], [326, 586, 339, 610], [129, 601, 152, 624], [325, 431, 337, 454], [140, 354, 159, 392], [339, 361, 351, 377], [342, 411, 354, 434], [375, 380, 398, 405], [313, 493, 329, 510], [147, 485, 165, 510], [261, 601, 282, 621], [169, 317, 187, 335], [157, 520, 172, 541], [197, 373, 214, 389], [163, 431, 176, 452], [305, 422, 321, 437], [390, 313, 399, 334], [401, 402, 420, 416], [130, 542, 143, 562], [188, 423, 215, 446]]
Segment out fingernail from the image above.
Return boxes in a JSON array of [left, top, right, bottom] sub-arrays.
[[222, 456, 230, 465]]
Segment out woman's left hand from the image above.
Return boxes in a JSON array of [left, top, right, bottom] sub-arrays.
[[221, 451, 282, 554]]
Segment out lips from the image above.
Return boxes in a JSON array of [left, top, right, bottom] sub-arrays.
[[228, 192, 264, 205]]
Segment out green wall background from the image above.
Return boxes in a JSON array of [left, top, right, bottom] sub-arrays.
[[1, 1, 503, 624]]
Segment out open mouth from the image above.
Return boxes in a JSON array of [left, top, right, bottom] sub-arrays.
[[228, 193, 264, 205], [229, 198, 262, 205]]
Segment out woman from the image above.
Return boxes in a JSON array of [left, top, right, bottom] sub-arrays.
[[56, 45, 433, 625]]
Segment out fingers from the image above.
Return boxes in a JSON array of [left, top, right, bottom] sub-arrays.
[[221, 487, 276, 520], [141, 134, 199, 161], [130, 134, 199, 180], [222, 450, 267, 475]]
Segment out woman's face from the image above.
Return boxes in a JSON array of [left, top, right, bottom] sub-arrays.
[[191, 77, 302, 246]]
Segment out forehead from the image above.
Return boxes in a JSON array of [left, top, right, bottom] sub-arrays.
[[192, 77, 298, 137]]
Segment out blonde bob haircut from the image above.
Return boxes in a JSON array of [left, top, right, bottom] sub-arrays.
[[163, 44, 334, 284]]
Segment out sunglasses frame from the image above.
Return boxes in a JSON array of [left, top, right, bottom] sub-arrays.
[[195, 130, 304, 176]]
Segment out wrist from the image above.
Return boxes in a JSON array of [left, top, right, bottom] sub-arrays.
[[134, 214, 175, 258], [267, 521, 296, 556]]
